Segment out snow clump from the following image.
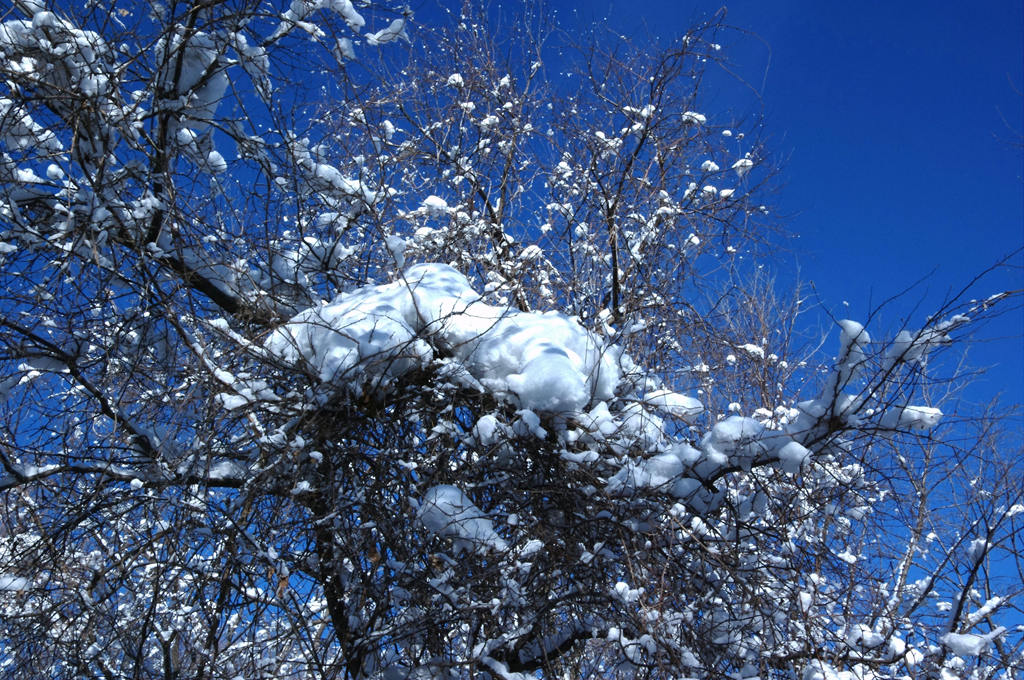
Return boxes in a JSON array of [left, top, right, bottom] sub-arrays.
[[731, 158, 754, 178], [265, 263, 626, 412], [418, 484, 508, 553], [941, 627, 1005, 657], [421, 195, 449, 216]]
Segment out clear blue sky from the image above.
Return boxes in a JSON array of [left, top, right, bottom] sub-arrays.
[[539, 0, 1024, 406]]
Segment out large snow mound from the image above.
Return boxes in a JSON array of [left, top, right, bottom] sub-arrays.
[[265, 263, 626, 412]]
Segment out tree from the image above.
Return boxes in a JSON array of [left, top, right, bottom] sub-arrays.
[[0, 1, 1020, 678]]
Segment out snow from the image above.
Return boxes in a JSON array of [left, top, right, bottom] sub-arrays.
[[266, 263, 621, 412], [205, 150, 227, 173], [264, 278, 429, 386], [421, 195, 449, 216], [904, 648, 925, 668], [473, 414, 502, 446], [846, 623, 884, 649], [881, 405, 943, 430], [4, 3, 1011, 672], [231, 32, 271, 100], [0, 574, 29, 591], [612, 581, 644, 603], [156, 31, 228, 129], [335, 37, 355, 61], [366, 17, 409, 46], [836, 549, 857, 564], [506, 351, 589, 412], [199, 460, 243, 482], [883, 317, 964, 367], [218, 393, 250, 410], [777, 440, 811, 474], [699, 416, 766, 473], [643, 389, 704, 422], [731, 158, 754, 177], [288, 136, 382, 204], [738, 343, 764, 359], [824, 319, 871, 396], [519, 244, 543, 261], [1, 97, 64, 153], [837, 320, 869, 360], [618, 402, 667, 449], [966, 596, 1002, 626], [513, 409, 547, 439], [941, 627, 1005, 657], [607, 449, 694, 498], [278, 0, 365, 36], [899, 405, 943, 430], [418, 485, 508, 553], [384, 235, 408, 268]]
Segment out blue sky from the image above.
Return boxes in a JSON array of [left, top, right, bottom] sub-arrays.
[[532, 0, 1023, 406]]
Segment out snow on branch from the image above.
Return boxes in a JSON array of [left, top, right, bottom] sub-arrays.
[[265, 263, 623, 411]]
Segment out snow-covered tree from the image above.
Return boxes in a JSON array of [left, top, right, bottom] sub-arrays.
[[0, 1, 1020, 678]]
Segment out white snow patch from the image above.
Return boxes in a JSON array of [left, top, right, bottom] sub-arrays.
[[418, 485, 508, 553], [0, 574, 28, 591], [365, 18, 408, 45], [206, 150, 227, 173], [847, 623, 885, 649], [836, 549, 857, 564], [421, 195, 449, 216], [606, 445, 702, 500], [731, 158, 754, 177], [613, 581, 644, 603], [881, 405, 943, 430], [265, 264, 620, 412], [384, 235, 408, 269], [777, 440, 811, 474], [738, 343, 764, 359], [941, 627, 1005, 657], [335, 37, 355, 60], [643, 389, 703, 422]]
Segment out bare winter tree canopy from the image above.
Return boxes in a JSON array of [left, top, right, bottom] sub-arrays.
[[0, 1, 1021, 679]]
